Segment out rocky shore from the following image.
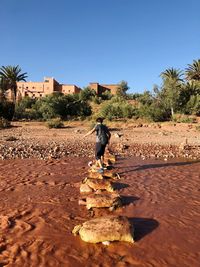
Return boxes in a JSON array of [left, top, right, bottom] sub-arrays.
[[0, 121, 200, 160], [0, 138, 200, 161]]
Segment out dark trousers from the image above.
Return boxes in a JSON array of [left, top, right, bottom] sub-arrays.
[[95, 142, 106, 160]]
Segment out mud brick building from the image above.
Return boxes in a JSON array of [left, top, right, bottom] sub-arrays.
[[89, 82, 119, 95], [16, 77, 81, 100], [6, 78, 119, 100]]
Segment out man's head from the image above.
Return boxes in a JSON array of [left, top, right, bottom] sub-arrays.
[[96, 117, 104, 123]]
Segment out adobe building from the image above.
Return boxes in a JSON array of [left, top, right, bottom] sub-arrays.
[[6, 78, 119, 101], [89, 82, 119, 95], [16, 77, 81, 100]]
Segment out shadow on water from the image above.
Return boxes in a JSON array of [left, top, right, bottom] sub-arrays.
[[119, 160, 200, 175], [121, 196, 140, 205], [113, 182, 129, 190], [129, 217, 159, 241]]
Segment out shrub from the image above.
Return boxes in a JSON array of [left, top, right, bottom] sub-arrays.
[[99, 98, 137, 120], [184, 95, 200, 115], [196, 125, 200, 131], [0, 117, 10, 129], [101, 91, 112, 100], [92, 96, 102, 104], [172, 114, 197, 123], [33, 94, 92, 120], [14, 97, 40, 120], [79, 87, 96, 101], [46, 118, 64, 129], [15, 107, 41, 120], [137, 101, 171, 122], [0, 101, 15, 120], [16, 97, 36, 109]]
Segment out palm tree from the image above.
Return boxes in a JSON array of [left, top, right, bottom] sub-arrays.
[[0, 65, 27, 103], [160, 68, 183, 117], [160, 68, 183, 82], [185, 59, 200, 81]]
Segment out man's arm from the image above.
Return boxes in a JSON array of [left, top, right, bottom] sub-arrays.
[[107, 129, 111, 143], [83, 127, 96, 138]]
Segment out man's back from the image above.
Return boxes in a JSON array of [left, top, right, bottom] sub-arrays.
[[95, 124, 110, 145]]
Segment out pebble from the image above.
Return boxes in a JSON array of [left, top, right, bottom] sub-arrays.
[[0, 136, 199, 160]]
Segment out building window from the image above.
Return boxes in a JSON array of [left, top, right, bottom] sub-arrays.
[[26, 87, 28, 89], [40, 94, 42, 97]]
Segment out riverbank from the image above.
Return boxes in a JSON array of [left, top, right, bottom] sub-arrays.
[[0, 121, 200, 160]]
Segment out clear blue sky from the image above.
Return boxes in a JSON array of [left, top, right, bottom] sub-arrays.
[[1, 0, 200, 93]]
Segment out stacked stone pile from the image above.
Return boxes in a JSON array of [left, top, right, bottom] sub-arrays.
[[72, 150, 135, 244]]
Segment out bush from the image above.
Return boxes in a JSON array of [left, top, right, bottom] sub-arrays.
[[101, 91, 112, 100], [184, 95, 200, 115], [16, 97, 36, 109], [0, 117, 10, 129], [92, 96, 102, 104], [79, 87, 96, 101], [0, 101, 15, 120], [99, 98, 137, 120], [33, 94, 92, 120], [15, 108, 42, 120], [138, 104, 170, 122], [14, 97, 39, 120], [46, 118, 64, 128], [196, 125, 200, 131], [172, 114, 197, 123]]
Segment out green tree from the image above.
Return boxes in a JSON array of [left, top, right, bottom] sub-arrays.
[[99, 96, 136, 120], [185, 95, 200, 115], [160, 68, 183, 117], [79, 87, 96, 101], [0, 65, 27, 103], [185, 59, 200, 81], [116, 80, 129, 97], [32, 93, 92, 120], [126, 92, 141, 100], [137, 90, 153, 106], [101, 90, 112, 100]]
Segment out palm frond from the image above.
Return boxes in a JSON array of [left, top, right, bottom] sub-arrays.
[[185, 59, 200, 81]]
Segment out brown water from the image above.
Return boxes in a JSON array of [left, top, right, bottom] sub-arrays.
[[0, 156, 199, 267]]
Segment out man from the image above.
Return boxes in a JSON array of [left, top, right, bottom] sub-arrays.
[[84, 117, 111, 172]]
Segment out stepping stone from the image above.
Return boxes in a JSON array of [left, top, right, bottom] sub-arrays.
[[81, 178, 115, 193], [72, 215, 134, 243], [79, 192, 122, 210], [88, 170, 120, 180]]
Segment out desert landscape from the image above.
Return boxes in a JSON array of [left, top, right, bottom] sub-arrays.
[[1, 0, 200, 265], [0, 122, 200, 266]]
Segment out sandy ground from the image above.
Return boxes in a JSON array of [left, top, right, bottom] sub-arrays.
[[1, 121, 200, 146], [0, 122, 200, 266], [0, 156, 200, 267]]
